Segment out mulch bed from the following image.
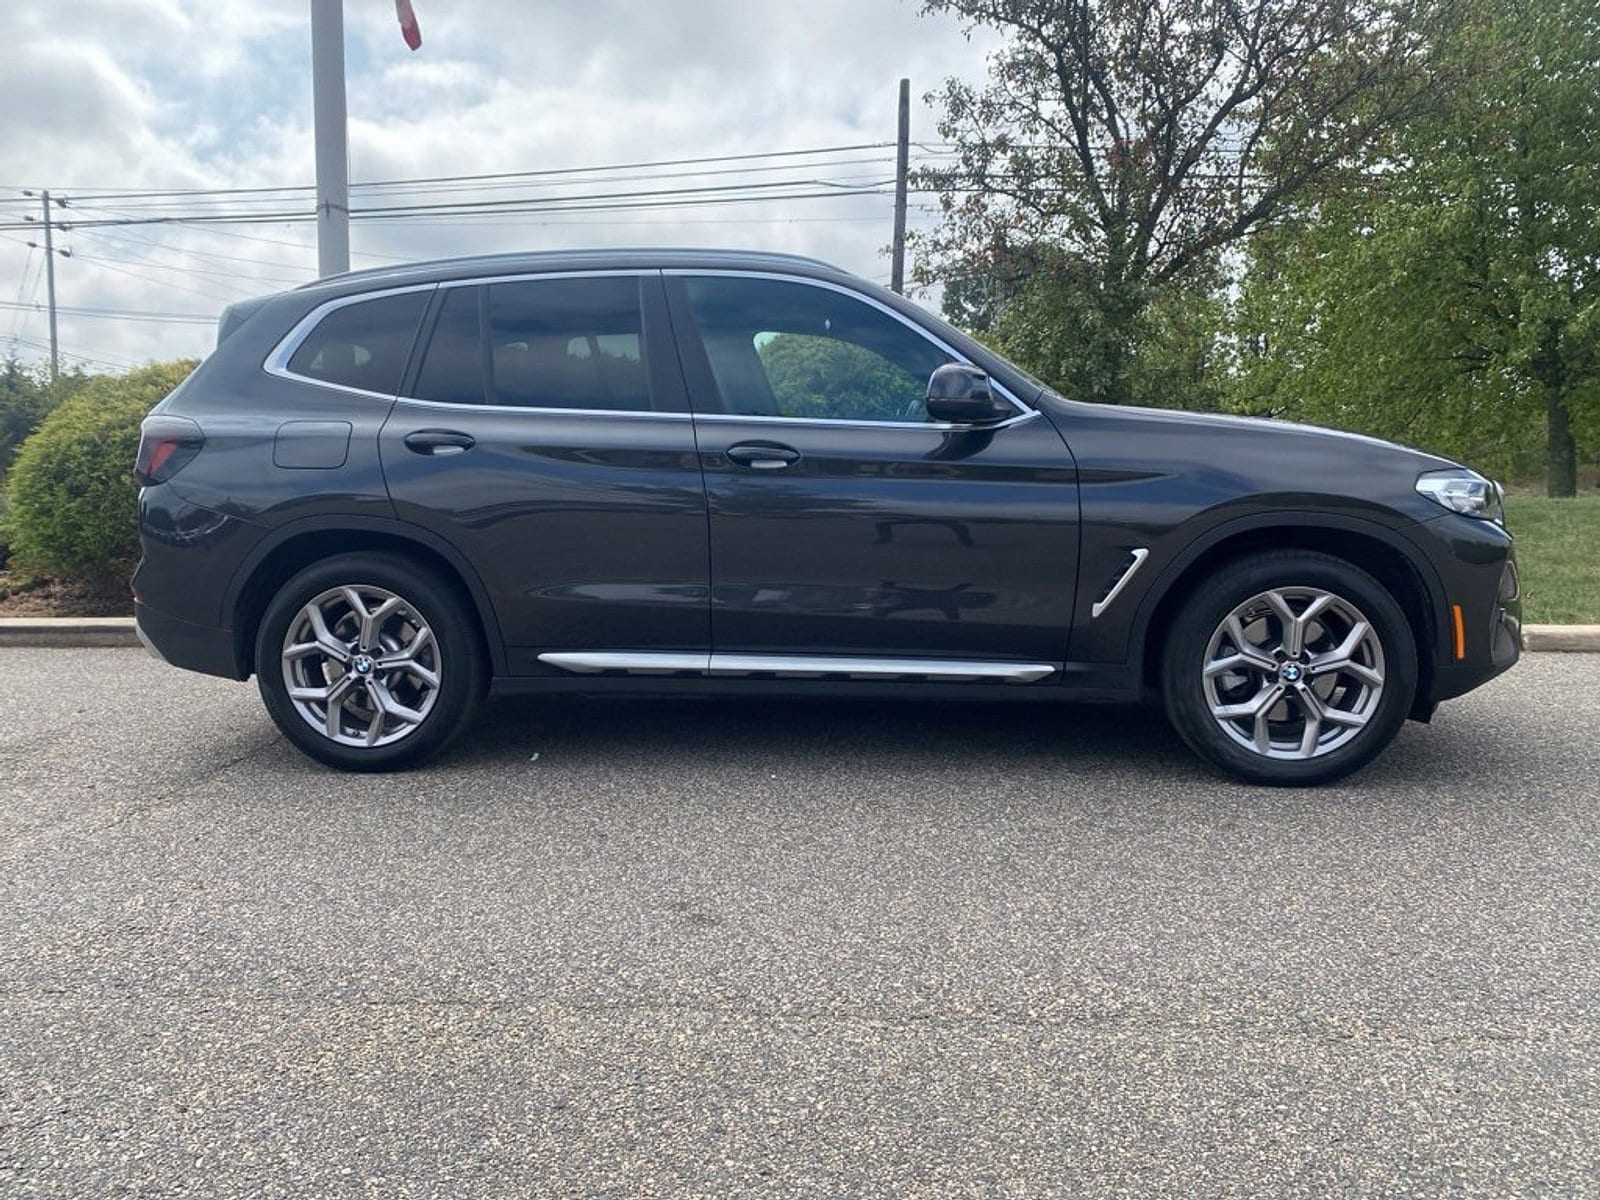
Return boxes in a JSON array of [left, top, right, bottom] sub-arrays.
[[0, 572, 133, 617]]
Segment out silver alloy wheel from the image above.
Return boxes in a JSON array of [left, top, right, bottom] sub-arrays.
[[1201, 587, 1386, 761], [280, 584, 442, 748]]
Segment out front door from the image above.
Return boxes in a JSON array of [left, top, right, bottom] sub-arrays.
[[380, 272, 708, 672], [666, 272, 1079, 671]]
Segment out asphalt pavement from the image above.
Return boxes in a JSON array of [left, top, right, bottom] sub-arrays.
[[1, 648, 1596, 1198]]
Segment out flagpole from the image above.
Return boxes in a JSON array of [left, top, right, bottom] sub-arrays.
[[311, 0, 350, 277]]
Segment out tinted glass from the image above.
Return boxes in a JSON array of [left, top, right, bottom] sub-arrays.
[[287, 291, 428, 395], [489, 277, 649, 411], [413, 286, 485, 406], [683, 276, 951, 422], [411, 276, 651, 411]]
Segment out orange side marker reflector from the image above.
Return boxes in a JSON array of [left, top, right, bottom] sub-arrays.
[[1451, 604, 1466, 660]]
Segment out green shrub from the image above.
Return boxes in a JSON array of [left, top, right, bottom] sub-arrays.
[[5, 361, 196, 586]]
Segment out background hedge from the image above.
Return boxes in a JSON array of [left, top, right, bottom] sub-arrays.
[[4, 361, 195, 588]]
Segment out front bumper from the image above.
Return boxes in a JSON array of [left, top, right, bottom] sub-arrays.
[[1407, 513, 1521, 707]]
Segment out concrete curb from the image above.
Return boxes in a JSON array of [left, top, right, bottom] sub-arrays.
[[1, 616, 1598, 651], [1522, 624, 1600, 652], [0, 616, 141, 648]]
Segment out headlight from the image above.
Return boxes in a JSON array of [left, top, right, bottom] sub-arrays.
[[1415, 468, 1504, 523]]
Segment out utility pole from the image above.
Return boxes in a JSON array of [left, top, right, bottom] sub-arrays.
[[23, 190, 69, 382], [890, 78, 910, 295], [41, 190, 59, 380], [311, 0, 350, 277]]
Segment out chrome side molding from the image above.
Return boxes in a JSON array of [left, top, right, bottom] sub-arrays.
[[537, 651, 1057, 684], [536, 651, 709, 675], [708, 655, 1055, 682], [1090, 548, 1150, 620]]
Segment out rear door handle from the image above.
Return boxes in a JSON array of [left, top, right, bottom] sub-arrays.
[[725, 442, 800, 470], [403, 429, 476, 456]]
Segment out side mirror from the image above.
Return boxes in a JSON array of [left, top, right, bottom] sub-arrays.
[[925, 363, 1008, 425]]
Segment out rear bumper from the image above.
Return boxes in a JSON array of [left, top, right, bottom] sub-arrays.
[[134, 600, 245, 680]]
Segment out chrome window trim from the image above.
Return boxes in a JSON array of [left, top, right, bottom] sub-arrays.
[[263, 282, 439, 402], [263, 267, 1039, 430], [263, 270, 659, 410], [664, 267, 1034, 424], [691, 408, 1040, 433], [537, 650, 1058, 683], [389, 396, 692, 422], [434, 268, 660, 289]]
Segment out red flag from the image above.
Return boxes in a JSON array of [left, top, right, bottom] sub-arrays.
[[395, 0, 421, 50]]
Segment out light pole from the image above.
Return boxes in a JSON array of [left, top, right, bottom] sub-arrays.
[[311, 0, 350, 278]]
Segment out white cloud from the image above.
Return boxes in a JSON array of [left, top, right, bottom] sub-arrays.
[[2, 0, 1003, 370]]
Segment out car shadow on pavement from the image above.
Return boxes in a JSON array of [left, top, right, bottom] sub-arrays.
[[428, 690, 1522, 795], [443, 692, 1188, 778]]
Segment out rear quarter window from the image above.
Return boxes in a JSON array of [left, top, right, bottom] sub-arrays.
[[285, 291, 430, 396]]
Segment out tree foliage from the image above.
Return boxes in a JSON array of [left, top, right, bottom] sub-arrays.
[[1226, 0, 1600, 492], [756, 333, 925, 421], [0, 356, 92, 478], [6, 361, 194, 586], [916, 0, 1462, 405]]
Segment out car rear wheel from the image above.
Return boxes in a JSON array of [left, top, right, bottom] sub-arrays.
[[255, 553, 485, 771], [1161, 551, 1417, 786]]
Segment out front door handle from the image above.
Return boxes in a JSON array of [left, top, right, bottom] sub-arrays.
[[404, 429, 476, 456], [725, 442, 800, 470]]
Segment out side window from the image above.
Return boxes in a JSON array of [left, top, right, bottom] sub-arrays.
[[410, 276, 653, 411], [413, 286, 485, 406], [286, 291, 429, 395], [489, 277, 649, 411], [682, 276, 952, 422]]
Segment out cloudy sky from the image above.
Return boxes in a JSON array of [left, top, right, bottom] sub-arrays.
[[1, 0, 1005, 372]]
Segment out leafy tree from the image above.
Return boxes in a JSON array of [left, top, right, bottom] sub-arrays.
[[0, 356, 92, 477], [1228, 0, 1600, 494], [915, 0, 1463, 406]]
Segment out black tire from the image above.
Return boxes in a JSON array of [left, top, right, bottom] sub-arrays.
[[1160, 551, 1417, 786], [255, 552, 485, 771]]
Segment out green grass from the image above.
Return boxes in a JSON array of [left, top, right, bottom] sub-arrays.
[[1504, 495, 1600, 624]]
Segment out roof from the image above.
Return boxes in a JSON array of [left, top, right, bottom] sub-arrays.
[[294, 247, 848, 297]]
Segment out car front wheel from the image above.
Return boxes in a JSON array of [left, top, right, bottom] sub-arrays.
[[1161, 551, 1418, 786], [255, 553, 485, 771]]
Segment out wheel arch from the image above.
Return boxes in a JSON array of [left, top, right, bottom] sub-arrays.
[[1132, 514, 1444, 717], [224, 516, 507, 679]]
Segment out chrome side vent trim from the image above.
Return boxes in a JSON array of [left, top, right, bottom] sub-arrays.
[[1090, 548, 1150, 620]]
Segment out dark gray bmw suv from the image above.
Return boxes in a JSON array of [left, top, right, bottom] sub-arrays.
[[133, 249, 1520, 784]]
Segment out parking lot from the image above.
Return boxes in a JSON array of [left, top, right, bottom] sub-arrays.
[[2, 647, 1596, 1197]]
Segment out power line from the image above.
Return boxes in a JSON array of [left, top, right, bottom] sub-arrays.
[[0, 299, 214, 324], [0, 182, 902, 232], [70, 242, 308, 288], [27, 142, 898, 201], [0, 137, 936, 338], [69, 226, 321, 272], [165, 219, 408, 262], [72, 253, 244, 304], [6, 333, 139, 371], [77, 154, 904, 212]]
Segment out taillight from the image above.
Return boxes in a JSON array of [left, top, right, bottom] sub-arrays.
[[135, 414, 204, 486]]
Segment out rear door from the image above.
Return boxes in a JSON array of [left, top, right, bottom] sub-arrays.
[[667, 271, 1079, 672], [379, 272, 709, 673]]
